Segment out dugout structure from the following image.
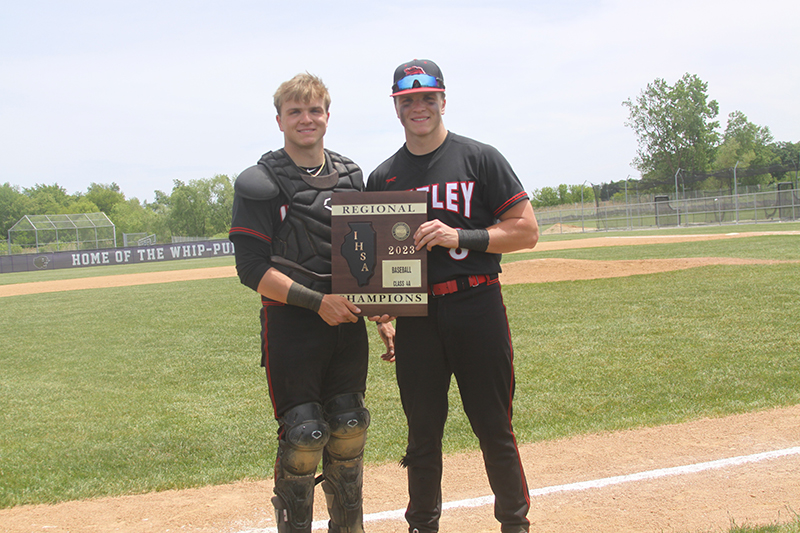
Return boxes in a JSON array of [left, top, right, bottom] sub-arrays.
[[7, 213, 116, 254]]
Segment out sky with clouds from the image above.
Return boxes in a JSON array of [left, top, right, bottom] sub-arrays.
[[2, 0, 798, 204]]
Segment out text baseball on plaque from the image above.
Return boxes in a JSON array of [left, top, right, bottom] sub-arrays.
[[331, 191, 428, 317]]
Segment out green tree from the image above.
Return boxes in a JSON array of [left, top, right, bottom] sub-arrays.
[[568, 184, 593, 204], [530, 184, 594, 208], [110, 197, 169, 243], [166, 180, 207, 237], [86, 182, 126, 214], [556, 184, 570, 204], [722, 111, 773, 160], [623, 73, 720, 190], [1, 183, 29, 237], [769, 141, 800, 186], [530, 186, 560, 207], [160, 175, 234, 238], [23, 183, 74, 214], [205, 174, 234, 236], [721, 111, 775, 186], [67, 196, 101, 215]]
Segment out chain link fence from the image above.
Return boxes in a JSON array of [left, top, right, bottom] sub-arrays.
[[535, 186, 800, 234], [6, 213, 117, 253]]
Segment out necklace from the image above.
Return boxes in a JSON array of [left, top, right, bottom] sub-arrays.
[[302, 160, 326, 177]]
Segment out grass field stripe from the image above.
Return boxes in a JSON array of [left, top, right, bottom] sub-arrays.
[[237, 446, 800, 532]]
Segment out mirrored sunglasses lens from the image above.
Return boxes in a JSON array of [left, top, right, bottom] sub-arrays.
[[397, 74, 439, 90]]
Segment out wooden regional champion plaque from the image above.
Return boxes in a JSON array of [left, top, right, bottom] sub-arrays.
[[331, 191, 428, 317]]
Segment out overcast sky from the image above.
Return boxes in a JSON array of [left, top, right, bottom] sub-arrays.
[[2, 0, 798, 204]]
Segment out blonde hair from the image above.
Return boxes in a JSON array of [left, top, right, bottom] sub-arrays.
[[273, 73, 331, 115]]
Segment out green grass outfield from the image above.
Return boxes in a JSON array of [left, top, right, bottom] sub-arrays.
[[725, 518, 800, 533], [1, 223, 799, 511]]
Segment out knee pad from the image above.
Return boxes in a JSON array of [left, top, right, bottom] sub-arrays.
[[278, 402, 330, 476], [323, 393, 370, 461]]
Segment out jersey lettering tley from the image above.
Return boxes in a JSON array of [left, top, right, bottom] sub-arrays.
[[411, 181, 475, 219]]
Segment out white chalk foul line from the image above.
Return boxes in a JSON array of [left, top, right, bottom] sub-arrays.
[[239, 446, 800, 533], [528, 446, 800, 496]]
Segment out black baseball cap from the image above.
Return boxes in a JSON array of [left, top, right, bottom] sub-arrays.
[[391, 59, 445, 97]]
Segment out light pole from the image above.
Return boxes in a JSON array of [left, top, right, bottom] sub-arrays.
[[625, 175, 631, 230], [788, 153, 799, 191], [580, 180, 590, 233], [674, 168, 681, 226], [795, 153, 799, 219], [734, 161, 739, 224], [789, 155, 799, 221]]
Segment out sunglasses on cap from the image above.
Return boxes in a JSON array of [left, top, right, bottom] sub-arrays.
[[394, 73, 444, 92]]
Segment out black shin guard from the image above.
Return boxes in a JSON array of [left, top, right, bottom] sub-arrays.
[[322, 393, 370, 533], [322, 453, 365, 533], [272, 473, 316, 533]]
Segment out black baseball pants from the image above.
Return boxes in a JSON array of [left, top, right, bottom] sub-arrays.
[[260, 299, 369, 419], [394, 280, 530, 532]]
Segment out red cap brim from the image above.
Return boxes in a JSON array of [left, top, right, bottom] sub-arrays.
[[390, 87, 446, 97]]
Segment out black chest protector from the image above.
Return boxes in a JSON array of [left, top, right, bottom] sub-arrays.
[[261, 149, 363, 292]]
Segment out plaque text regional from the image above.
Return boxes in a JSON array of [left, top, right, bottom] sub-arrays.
[[331, 191, 428, 317]]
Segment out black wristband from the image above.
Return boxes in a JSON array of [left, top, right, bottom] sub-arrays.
[[286, 282, 324, 312], [457, 228, 490, 252]]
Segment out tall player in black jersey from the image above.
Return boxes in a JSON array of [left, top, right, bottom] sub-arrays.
[[229, 73, 389, 533], [367, 60, 540, 533]]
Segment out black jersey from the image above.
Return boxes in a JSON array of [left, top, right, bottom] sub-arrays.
[[366, 132, 529, 284]]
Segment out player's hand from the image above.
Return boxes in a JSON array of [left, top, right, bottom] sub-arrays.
[[317, 294, 361, 326], [368, 314, 396, 324], [375, 321, 396, 362], [414, 219, 459, 251]]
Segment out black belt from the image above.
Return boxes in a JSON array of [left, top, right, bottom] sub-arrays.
[[428, 274, 498, 297]]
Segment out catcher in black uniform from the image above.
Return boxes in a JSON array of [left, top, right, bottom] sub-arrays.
[[367, 60, 540, 533], [229, 73, 390, 533]]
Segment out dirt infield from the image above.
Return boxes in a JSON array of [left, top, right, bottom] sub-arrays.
[[2, 231, 799, 532]]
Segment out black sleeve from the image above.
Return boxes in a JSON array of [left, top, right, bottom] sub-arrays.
[[230, 234, 272, 292], [479, 143, 529, 218]]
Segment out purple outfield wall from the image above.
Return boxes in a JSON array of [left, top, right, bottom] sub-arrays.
[[0, 240, 235, 274]]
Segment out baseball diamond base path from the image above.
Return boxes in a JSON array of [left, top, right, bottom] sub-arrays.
[[2, 406, 798, 533], [2, 231, 799, 532]]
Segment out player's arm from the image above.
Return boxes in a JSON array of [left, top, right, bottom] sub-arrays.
[[231, 167, 362, 324], [232, 234, 361, 326], [414, 201, 539, 254], [484, 200, 539, 253], [373, 320, 396, 362], [256, 268, 362, 326]]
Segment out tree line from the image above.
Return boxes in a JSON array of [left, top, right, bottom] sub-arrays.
[[621, 74, 798, 195], [531, 72, 798, 208], [1, 176, 234, 247]]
